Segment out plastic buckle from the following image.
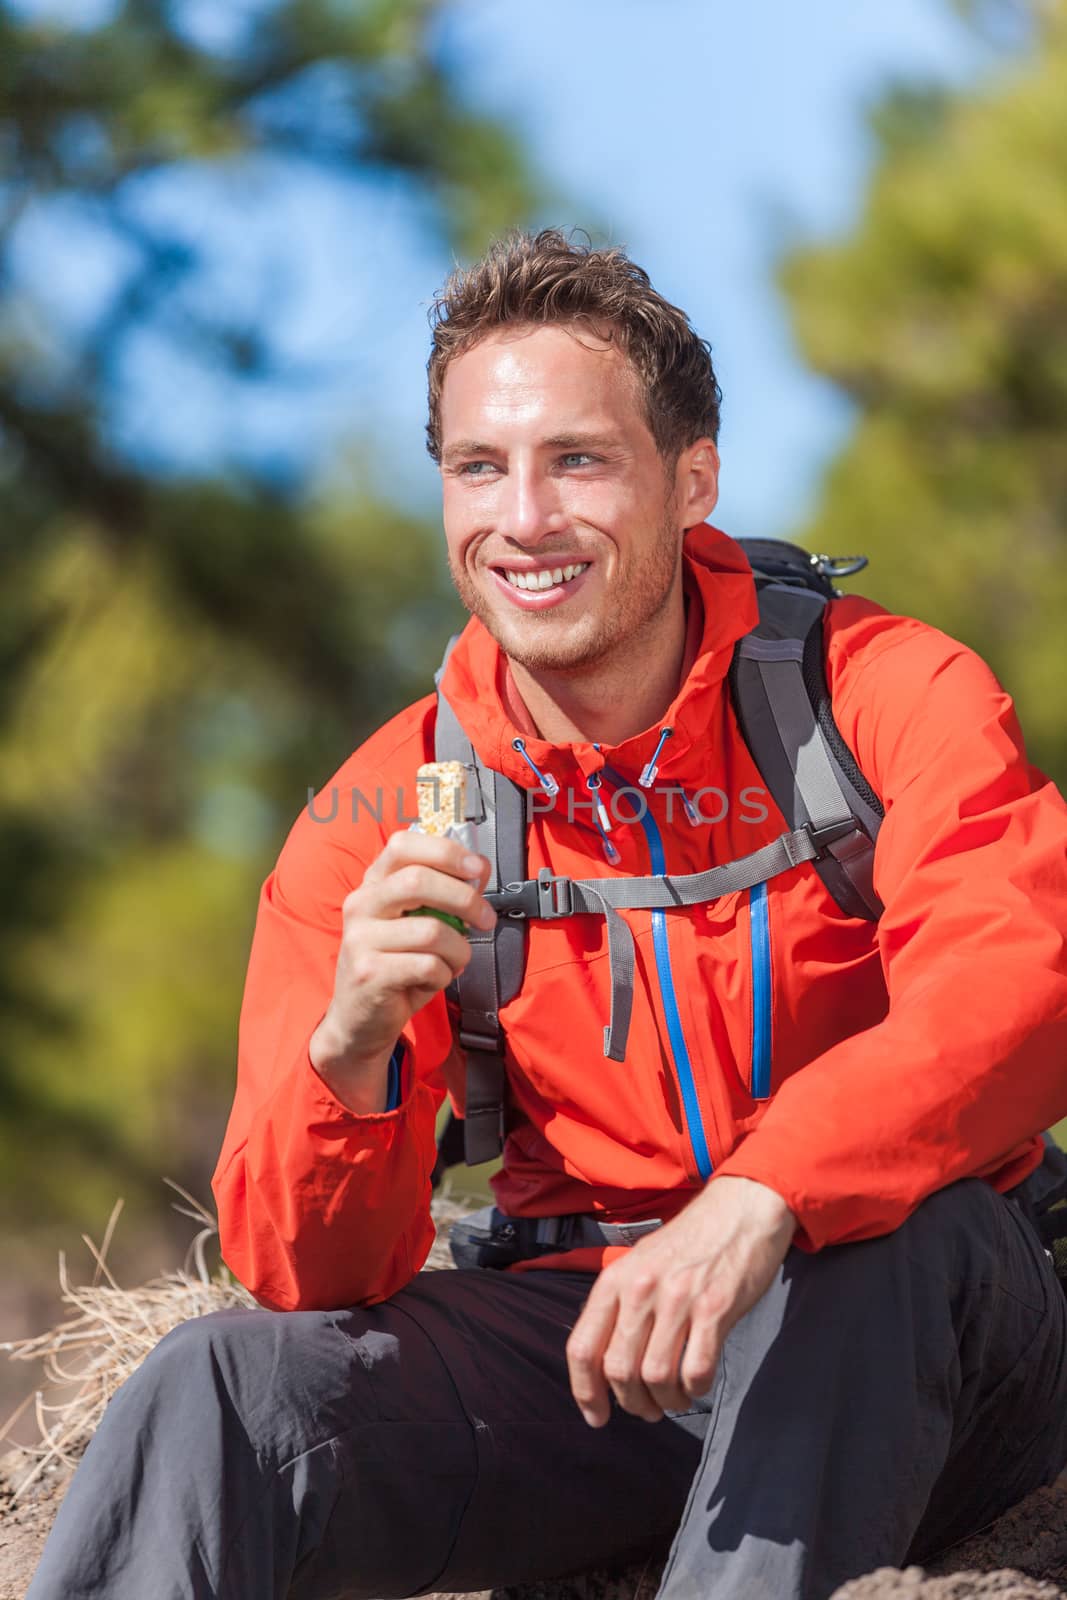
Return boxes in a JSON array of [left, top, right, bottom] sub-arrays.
[[536, 868, 574, 918], [459, 1026, 502, 1052], [487, 881, 542, 918], [807, 817, 860, 856]]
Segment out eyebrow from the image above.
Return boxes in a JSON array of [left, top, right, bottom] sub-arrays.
[[441, 431, 624, 465], [541, 432, 623, 453], [441, 440, 496, 465]]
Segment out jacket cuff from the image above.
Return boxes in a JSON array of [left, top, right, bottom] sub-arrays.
[[384, 1041, 406, 1111], [305, 1037, 410, 1122]]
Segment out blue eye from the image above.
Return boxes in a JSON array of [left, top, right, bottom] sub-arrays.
[[561, 453, 593, 467]]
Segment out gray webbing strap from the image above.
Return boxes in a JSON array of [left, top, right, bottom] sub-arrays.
[[491, 823, 821, 1061], [733, 586, 883, 921], [461, 771, 526, 1164], [434, 644, 519, 1166], [740, 637, 855, 832]]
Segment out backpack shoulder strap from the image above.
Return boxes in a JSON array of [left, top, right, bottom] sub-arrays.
[[729, 559, 885, 921], [432, 636, 527, 1172]]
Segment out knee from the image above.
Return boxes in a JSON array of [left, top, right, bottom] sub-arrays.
[[132, 1306, 377, 1460], [114, 1308, 272, 1427], [775, 1179, 994, 1353], [145, 1305, 271, 1383], [788, 1179, 989, 1287]]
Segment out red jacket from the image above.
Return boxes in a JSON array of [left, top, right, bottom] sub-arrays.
[[213, 524, 1067, 1311]]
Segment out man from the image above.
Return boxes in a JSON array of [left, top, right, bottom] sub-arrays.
[[29, 230, 1067, 1600]]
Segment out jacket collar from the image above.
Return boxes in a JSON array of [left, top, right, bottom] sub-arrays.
[[438, 522, 759, 794]]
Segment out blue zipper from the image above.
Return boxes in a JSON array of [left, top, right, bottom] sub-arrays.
[[749, 883, 772, 1099], [603, 765, 713, 1180]]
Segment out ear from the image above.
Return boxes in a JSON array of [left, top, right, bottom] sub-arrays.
[[674, 438, 720, 527]]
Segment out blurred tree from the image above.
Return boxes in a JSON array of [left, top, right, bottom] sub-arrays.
[[0, 0, 540, 1227], [781, 0, 1067, 792], [782, 0, 1067, 1150]]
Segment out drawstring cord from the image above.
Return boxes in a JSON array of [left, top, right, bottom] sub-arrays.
[[514, 731, 700, 844], [512, 738, 559, 798], [639, 726, 701, 823], [587, 771, 620, 864], [639, 726, 673, 788]]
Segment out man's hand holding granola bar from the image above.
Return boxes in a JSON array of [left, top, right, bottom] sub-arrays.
[[308, 763, 495, 1114]]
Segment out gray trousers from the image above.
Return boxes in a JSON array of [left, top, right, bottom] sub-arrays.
[[27, 1176, 1067, 1600]]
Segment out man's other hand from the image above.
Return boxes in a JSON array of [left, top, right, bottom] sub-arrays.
[[565, 1176, 795, 1427]]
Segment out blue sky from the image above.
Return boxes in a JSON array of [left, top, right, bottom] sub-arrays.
[[435, 1, 998, 537], [11, 0, 1007, 537]]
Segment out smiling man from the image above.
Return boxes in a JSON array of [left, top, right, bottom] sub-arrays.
[[28, 230, 1067, 1600], [438, 322, 696, 711]]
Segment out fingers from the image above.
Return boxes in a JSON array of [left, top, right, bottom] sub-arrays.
[[678, 1288, 729, 1402], [354, 949, 459, 999], [362, 913, 472, 981], [567, 1270, 700, 1428], [358, 835, 496, 931], [565, 1227, 746, 1428], [364, 830, 488, 891], [634, 1276, 700, 1416], [599, 1265, 666, 1422], [565, 1281, 621, 1429]]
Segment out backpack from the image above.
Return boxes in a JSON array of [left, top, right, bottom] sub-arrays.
[[430, 537, 884, 1181]]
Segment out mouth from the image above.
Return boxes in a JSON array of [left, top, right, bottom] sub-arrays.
[[487, 561, 592, 610]]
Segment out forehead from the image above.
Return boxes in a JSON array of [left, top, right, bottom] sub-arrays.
[[439, 322, 646, 439]]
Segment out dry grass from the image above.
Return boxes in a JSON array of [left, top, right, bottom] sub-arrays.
[[0, 1182, 481, 1503], [0, 1183, 257, 1499]]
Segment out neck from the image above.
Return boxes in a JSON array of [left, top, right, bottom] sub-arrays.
[[507, 582, 688, 746]]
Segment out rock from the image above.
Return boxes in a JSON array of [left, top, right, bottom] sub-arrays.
[[831, 1566, 1066, 1598]]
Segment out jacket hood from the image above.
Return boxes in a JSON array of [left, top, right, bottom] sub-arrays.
[[438, 522, 759, 797]]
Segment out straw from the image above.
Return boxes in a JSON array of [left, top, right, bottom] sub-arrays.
[[0, 1185, 479, 1501]]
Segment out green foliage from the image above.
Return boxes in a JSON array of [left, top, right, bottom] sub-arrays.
[[0, 0, 534, 1229], [781, 0, 1067, 789]]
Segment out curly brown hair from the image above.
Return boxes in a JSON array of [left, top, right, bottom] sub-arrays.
[[425, 228, 722, 465]]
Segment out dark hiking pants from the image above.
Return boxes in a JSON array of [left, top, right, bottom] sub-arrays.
[[26, 1172, 1067, 1600]]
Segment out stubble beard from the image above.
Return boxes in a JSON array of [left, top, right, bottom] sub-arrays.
[[449, 508, 683, 677]]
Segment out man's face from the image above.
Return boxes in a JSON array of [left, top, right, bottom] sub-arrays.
[[438, 322, 717, 675]]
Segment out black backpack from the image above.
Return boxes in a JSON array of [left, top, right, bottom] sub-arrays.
[[430, 538, 884, 1181]]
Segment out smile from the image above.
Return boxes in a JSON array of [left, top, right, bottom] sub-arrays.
[[500, 563, 589, 592], [487, 560, 593, 611]]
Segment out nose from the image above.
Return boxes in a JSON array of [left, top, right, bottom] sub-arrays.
[[497, 460, 563, 547]]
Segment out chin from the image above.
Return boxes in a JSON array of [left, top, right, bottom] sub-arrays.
[[454, 572, 607, 672], [490, 617, 611, 675]]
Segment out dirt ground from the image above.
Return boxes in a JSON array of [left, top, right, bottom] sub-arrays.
[[4, 1453, 1067, 1600], [4, 1198, 1067, 1600]]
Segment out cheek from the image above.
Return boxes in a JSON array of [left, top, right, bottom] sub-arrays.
[[563, 478, 635, 523], [441, 490, 485, 562], [568, 483, 648, 546]]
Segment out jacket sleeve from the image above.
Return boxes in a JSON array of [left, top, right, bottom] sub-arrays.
[[212, 777, 451, 1311], [715, 603, 1067, 1248]]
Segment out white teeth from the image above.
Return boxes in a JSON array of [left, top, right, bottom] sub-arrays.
[[501, 562, 589, 591]]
